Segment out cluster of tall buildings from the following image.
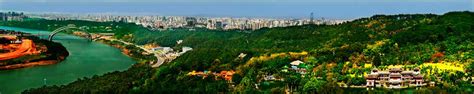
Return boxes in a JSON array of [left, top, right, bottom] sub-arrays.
[[0, 12, 27, 21], [30, 13, 349, 30]]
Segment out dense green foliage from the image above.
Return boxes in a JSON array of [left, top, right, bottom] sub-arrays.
[[23, 63, 152, 94], [4, 11, 473, 93]]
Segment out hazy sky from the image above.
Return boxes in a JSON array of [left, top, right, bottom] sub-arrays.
[[0, 0, 472, 18], [1, 0, 472, 3]]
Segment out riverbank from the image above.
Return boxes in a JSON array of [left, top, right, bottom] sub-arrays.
[[0, 60, 58, 70], [0, 40, 67, 70], [94, 38, 156, 63], [0, 26, 138, 94]]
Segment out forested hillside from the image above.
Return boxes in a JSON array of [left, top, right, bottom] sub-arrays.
[[3, 11, 473, 93]]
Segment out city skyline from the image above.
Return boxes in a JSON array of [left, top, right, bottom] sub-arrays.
[[1, 0, 472, 19]]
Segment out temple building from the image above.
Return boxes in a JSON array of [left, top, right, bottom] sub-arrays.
[[366, 68, 424, 88]]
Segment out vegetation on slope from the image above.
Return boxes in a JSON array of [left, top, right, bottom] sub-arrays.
[[2, 11, 473, 93]]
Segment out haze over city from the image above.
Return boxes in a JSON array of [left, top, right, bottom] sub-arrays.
[[1, 0, 472, 18]]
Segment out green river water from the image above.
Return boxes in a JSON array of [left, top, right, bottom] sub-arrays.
[[0, 26, 136, 94]]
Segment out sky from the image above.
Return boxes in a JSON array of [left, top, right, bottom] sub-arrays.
[[0, 0, 472, 3], [0, 0, 473, 19]]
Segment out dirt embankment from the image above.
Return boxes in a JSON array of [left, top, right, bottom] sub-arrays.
[[0, 40, 38, 60], [95, 39, 132, 57], [0, 37, 69, 70], [0, 60, 57, 70]]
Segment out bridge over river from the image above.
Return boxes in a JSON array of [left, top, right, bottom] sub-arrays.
[[0, 26, 136, 94]]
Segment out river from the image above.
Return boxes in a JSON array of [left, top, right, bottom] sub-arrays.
[[0, 26, 136, 94]]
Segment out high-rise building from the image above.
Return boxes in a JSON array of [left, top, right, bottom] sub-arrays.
[[0, 12, 26, 21], [215, 21, 223, 30], [310, 12, 314, 24], [186, 17, 197, 27], [0, 13, 6, 21]]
